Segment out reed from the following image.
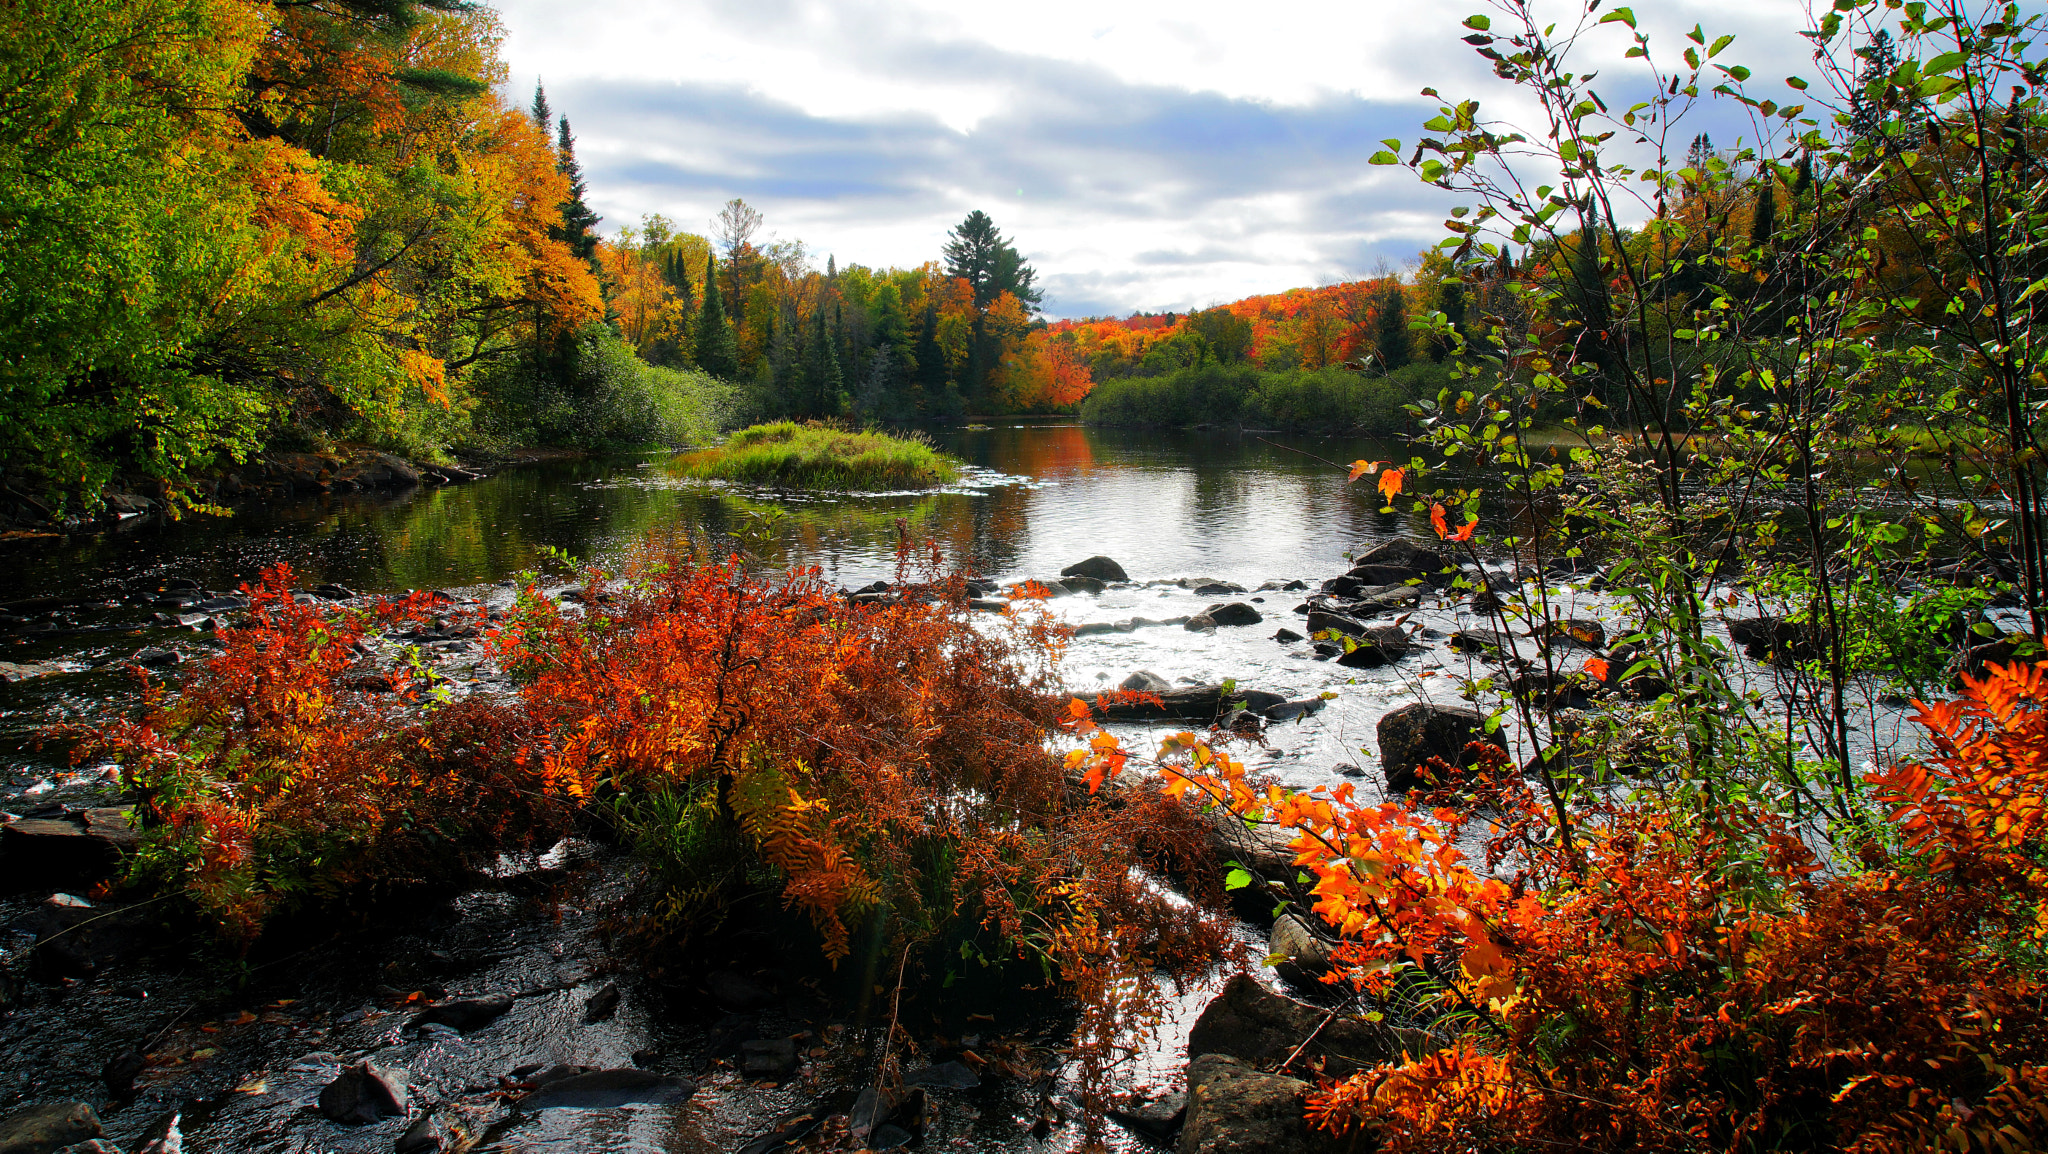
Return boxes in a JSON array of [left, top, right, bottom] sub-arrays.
[[679, 421, 961, 490]]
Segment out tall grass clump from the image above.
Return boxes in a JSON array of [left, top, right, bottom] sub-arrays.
[[679, 421, 962, 490]]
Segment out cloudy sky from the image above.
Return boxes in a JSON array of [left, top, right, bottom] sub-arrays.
[[495, 0, 1833, 318]]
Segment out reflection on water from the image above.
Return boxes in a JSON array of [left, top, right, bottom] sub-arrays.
[[5, 425, 1422, 600]]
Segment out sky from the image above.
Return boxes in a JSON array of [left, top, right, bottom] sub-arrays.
[[495, 0, 1838, 319]]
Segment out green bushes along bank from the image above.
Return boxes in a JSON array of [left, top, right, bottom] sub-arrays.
[[1078, 362, 1444, 434], [678, 422, 962, 490]]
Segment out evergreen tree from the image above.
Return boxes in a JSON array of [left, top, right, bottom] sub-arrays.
[[1372, 280, 1411, 371], [1434, 279, 1466, 362], [1750, 175, 1778, 252], [694, 253, 740, 380], [807, 306, 843, 416], [554, 116, 600, 261], [943, 210, 1042, 309], [530, 81, 553, 135], [1848, 29, 1899, 152], [915, 303, 947, 406]]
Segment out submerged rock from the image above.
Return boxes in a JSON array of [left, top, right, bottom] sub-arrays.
[[1119, 670, 1173, 693], [1189, 973, 1431, 1076], [407, 993, 512, 1034], [1203, 602, 1263, 626], [518, 1068, 695, 1109], [1092, 685, 1285, 721]]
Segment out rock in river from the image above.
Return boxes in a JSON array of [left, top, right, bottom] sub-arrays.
[[1376, 703, 1507, 792], [1060, 556, 1129, 582], [1188, 973, 1430, 1076], [1093, 685, 1285, 721], [318, 1060, 408, 1125], [0, 1101, 101, 1154], [1119, 670, 1173, 693], [407, 993, 512, 1033], [519, 1069, 695, 1109], [1203, 602, 1263, 626], [1178, 1055, 1314, 1154]]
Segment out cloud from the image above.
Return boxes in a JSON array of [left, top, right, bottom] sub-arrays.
[[496, 0, 1844, 317]]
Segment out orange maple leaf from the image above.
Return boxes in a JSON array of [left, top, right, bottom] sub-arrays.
[[1449, 517, 1479, 542], [1378, 468, 1405, 502], [1348, 459, 1386, 483], [1431, 503, 1450, 538], [1582, 657, 1610, 682]]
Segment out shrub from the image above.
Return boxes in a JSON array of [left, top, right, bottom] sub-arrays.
[[1079, 362, 1429, 434], [677, 421, 962, 490], [471, 325, 731, 451]]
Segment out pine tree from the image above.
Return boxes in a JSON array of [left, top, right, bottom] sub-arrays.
[[915, 303, 947, 406], [530, 82, 553, 134], [1434, 279, 1466, 362], [554, 117, 600, 261], [807, 307, 842, 416], [695, 254, 740, 380], [1750, 176, 1777, 252], [1373, 280, 1411, 371]]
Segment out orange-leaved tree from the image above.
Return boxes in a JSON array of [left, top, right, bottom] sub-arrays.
[[1068, 660, 2048, 1152]]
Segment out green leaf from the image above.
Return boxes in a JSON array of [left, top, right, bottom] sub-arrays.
[[1924, 51, 1967, 76], [1598, 7, 1636, 27], [1463, 14, 1491, 30], [1709, 34, 1735, 58], [1225, 867, 1255, 891], [1786, 75, 1808, 90], [1369, 151, 1400, 165]]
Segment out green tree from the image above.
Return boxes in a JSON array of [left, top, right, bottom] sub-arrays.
[[943, 210, 1042, 309], [694, 254, 740, 381], [1371, 281, 1410, 371], [806, 307, 843, 416], [555, 116, 600, 262]]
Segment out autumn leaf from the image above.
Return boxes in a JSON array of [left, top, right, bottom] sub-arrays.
[[1378, 467, 1405, 502], [1348, 459, 1386, 483], [1449, 517, 1479, 542], [1431, 503, 1450, 538], [1582, 656, 1610, 682]]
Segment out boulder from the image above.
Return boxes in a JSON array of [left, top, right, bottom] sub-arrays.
[[1448, 627, 1519, 657], [1187, 973, 1431, 1076], [1006, 579, 1070, 598], [1351, 539, 1449, 576], [318, 1060, 409, 1125], [394, 1113, 447, 1154], [1120, 670, 1173, 693], [1061, 556, 1130, 582], [1108, 1093, 1186, 1143], [407, 993, 513, 1034], [1183, 614, 1217, 633], [520, 1069, 695, 1109], [333, 452, 420, 490], [1191, 582, 1246, 596], [1093, 686, 1286, 721], [1958, 634, 2044, 680], [583, 982, 620, 1023], [1072, 622, 1121, 636], [1204, 602, 1263, 626], [1179, 1055, 1314, 1154], [1060, 575, 1108, 594], [1335, 627, 1414, 668], [1546, 617, 1606, 648], [968, 599, 1009, 613], [1303, 609, 1370, 638], [29, 896, 159, 978], [1377, 704, 1507, 792], [0, 1102, 101, 1154], [1343, 564, 1426, 588], [1725, 615, 1824, 663], [1271, 628, 1303, 643], [1261, 697, 1326, 722], [1266, 913, 1334, 987], [1, 812, 134, 891], [129, 1112, 180, 1154]]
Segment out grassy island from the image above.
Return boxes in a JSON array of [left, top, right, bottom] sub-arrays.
[[679, 422, 962, 490]]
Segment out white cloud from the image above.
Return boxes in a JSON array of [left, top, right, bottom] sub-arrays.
[[493, 0, 1841, 317]]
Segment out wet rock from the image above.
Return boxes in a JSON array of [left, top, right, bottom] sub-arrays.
[[1266, 914, 1333, 987], [1178, 1054, 1313, 1154], [520, 1069, 695, 1109], [1072, 621, 1121, 636], [1271, 628, 1303, 643], [1341, 564, 1426, 589], [0, 1102, 100, 1154], [1545, 617, 1606, 648], [407, 993, 512, 1034], [1183, 614, 1216, 633], [740, 1038, 799, 1079], [1108, 1092, 1186, 1143], [1726, 615, 1824, 663], [1957, 634, 2044, 680], [1093, 686, 1285, 721], [968, 598, 1009, 612], [1188, 973, 1430, 1077], [319, 1060, 409, 1125], [1333, 764, 1366, 778], [1119, 670, 1173, 693], [0, 662, 65, 684], [51, 1140, 119, 1153], [1302, 609, 1370, 638], [309, 584, 358, 601], [1260, 697, 1326, 722], [707, 970, 775, 1009], [1377, 703, 1507, 792], [583, 982, 620, 1023], [1061, 556, 1130, 582], [28, 896, 158, 978], [907, 1060, 980, 1090], [1060, 575, 1109, 594], [130, 647, 182, 669], [1335, 627, 1414, 668], [850, 1086, 926, 1143], [1190, 581, 1245, 596], [100, 1048, 147, 1097], [129, 1112, 180, 1154], [1203, 602, 1263, 627], [1352, 539, 1448, 576], [2, 815, 133, 891], [394, 1112, 447, 1153], [1448, 627, 1518, 656]]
